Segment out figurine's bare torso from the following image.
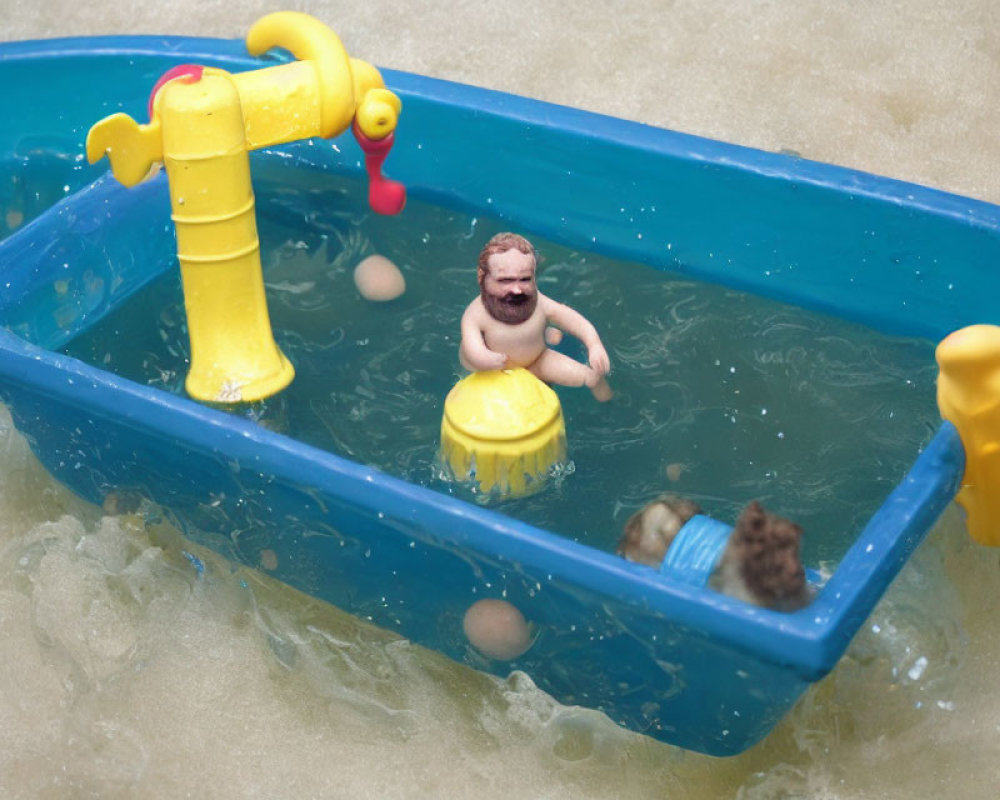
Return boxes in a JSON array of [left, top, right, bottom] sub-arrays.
[[462, 293, 557, 369], [466, 294, 547, 367]]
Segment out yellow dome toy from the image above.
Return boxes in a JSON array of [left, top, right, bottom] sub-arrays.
[[441, 368, 566, 498]]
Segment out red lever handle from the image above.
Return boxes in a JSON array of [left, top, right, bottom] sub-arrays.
[[352, 121, 406, 215]]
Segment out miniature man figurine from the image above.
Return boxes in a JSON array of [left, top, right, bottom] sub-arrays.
[[459, 232, 613, 401]]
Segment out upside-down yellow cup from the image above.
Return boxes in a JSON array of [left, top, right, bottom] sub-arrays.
[[441, 368, 566, 498]]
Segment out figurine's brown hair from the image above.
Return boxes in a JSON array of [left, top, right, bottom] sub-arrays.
[[477, 232, 535, 286]]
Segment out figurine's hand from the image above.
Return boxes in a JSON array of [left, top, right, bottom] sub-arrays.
[[588, 343, 611, 375], [484, 350, 510, 370], [462, 345, 509, 371]]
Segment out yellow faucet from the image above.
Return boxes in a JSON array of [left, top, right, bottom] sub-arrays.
[[86, 12, 405, 403]]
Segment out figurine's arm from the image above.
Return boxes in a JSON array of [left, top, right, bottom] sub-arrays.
[[543, 297, 611, 375], [460, 301, 509, 371]]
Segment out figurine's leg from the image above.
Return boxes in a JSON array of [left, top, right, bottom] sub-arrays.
[[530, 349, 612, 402]]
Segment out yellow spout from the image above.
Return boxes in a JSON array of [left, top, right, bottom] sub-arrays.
[[245, 11, 356, 140]]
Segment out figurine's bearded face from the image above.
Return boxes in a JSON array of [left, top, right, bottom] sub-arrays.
[[480, 247, 538, 324]]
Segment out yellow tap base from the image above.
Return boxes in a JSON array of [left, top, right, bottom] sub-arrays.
[[936, 324, 1000, 546], [441, 369, 567, 498]]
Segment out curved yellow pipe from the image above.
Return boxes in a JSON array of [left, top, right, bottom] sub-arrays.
[[349, 59, 399, 139], [245, 11, 356, 139]]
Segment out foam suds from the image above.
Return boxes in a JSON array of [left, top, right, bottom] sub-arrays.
[[4, 3, 1000, 797]]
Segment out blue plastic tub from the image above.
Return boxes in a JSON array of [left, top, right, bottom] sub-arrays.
[[0, 34, 984, 755]]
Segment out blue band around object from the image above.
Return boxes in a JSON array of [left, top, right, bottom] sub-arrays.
[[659, 515, 733, 587]]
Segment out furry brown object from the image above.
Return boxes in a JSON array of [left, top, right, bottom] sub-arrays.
[[713, 501, 810, 611]]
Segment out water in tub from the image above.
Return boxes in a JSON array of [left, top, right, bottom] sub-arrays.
[[3, 3, 999, 797], [62, 160, 940, 568]]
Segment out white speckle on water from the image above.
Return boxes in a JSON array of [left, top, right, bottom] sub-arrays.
[[907, 656, 928, 681]]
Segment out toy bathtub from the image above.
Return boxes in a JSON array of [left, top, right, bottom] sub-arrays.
[[0, 28, 993, 757]]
